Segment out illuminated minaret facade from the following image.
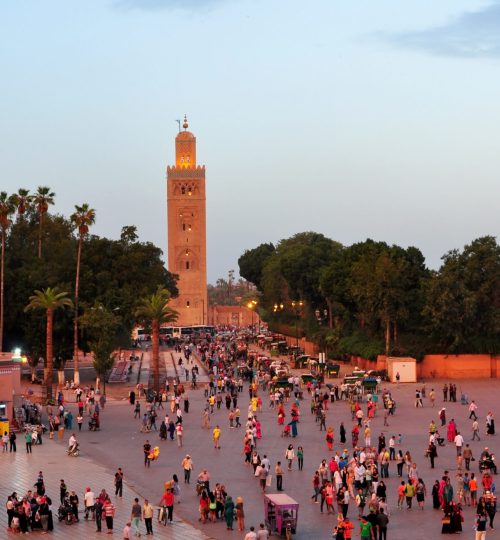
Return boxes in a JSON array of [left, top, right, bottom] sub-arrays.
[[167, 116, 207, 325]]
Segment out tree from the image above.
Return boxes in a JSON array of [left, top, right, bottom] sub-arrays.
[[24, 287, 73, 402], [70, 203, 96, 385], [423, 236, 500, 353], [12, 188, 33, 221], [120, 225, 139, 245], [275, 232, 342, 306], [238, 243, 275, 290], [135, 287, 178, 393], [3, 212, 178, 355], [79, 303, 120, 393], [0, 192, 15, 351], [34, 186, 55, 258]]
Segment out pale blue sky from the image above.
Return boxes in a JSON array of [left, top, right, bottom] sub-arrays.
[[1, 0, 499, 282]]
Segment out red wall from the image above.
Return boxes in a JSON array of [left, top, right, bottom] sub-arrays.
[[349, 353, 500, 379]]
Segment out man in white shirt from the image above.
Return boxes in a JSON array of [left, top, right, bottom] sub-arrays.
[[454, 432, 464, 456], [354, 463, 366, 489], [244, 525, 258, 540], [260, 455, 271, 472], [84, 487, 95, 519], [68, 433, 77, 451], [468, 401, 478, 420], [388, 436, 396, 460]]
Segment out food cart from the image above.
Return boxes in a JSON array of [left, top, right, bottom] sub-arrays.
[[264, 493, 299, 537]]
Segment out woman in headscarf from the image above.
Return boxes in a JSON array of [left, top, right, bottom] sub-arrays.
[[224, 495, 235, 530]]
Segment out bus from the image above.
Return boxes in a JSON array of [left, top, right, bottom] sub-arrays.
[[134, 325, 215, 341], [172, 325, 216, 339]]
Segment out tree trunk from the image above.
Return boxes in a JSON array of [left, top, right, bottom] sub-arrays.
[[152, 318, 160, 394], [0, 230, 4, 352], [45, 308, 53, 402], [393, 320, 398, 346], [58, 370, 65, 386], [385, 319, 391, 357], [73, 236, 82, 385], [38, 211, 43, 258], [326, 298, 333, 329]]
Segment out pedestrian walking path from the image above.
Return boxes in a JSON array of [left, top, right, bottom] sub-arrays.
[[0, 441, 210, 539]]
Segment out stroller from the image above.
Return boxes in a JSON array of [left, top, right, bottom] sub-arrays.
[[281, 425, 291, 438], [89, 416, 100, 431], [58, 498, 76, 524]]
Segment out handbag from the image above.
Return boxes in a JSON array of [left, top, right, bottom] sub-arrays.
[[442, 517, 450, 525]]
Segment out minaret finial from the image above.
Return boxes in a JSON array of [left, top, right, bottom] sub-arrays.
[[183, 115, 188, 130]]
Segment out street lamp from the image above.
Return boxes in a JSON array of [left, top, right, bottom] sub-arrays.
[[247, 300, 258, 334], [273, 302, 284, 313]]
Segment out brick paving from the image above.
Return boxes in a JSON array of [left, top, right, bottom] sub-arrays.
[[5, 348, 499, 540], [0, 442, 209, 539]]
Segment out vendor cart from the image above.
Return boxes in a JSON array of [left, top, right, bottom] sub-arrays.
[[264, 493, 299, 537]]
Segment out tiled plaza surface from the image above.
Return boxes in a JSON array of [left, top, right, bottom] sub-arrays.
[[0, 441, 209, 539], [2, 349, 499, 539]]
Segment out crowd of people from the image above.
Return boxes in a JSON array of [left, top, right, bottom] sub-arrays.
[[3, 332, 498, 539]]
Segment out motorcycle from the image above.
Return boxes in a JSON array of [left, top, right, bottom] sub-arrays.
[[67, 443, 80, 457], [58, 500, 76, 524], [479, 454, 497, 474]]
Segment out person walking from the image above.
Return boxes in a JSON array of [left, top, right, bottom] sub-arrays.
[[103, 497, 116, 534], [275, 462, 284, 491], [159, 489, 174, 524], [235, 497, 245, 532], [84, 487, 95, 520], [143, 499, 154, 535], [472, 420, 481, 441], [297, 446, 304, 471], [285, 444, 295, 471], [115, 468, 124, 498], [469, 400, 478, 420], [130, 497, 142, 537], [377, 508, 389, 540], [213, 425, 221, 449], [95, 499, 103, 533], [143, 440, 151, 468], [25, 431, 33, 454], [224, 495, 235, 530], [176, 423, 183, 447], [181, 454, 193, 483], [462, 444, 473, 470]]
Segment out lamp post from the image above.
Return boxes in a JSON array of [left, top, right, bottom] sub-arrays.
[[291, 300, 304, 350]]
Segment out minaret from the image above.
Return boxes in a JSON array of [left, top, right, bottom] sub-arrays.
[[166, 116, 207, 325]]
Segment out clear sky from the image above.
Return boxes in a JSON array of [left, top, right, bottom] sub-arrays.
[[1, 0, 499, 282]]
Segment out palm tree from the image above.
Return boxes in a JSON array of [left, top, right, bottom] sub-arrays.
[[12, 188, 33, 221], [70, 203, 96, 385], [34, 186, 55, 258], [0, 192, 15, 352], [25, 287, 73, 402], [135, 287, 178, 393]]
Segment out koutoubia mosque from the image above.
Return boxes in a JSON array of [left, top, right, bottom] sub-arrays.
[[167, 116, 208, 325], [166, 116, 256, 327]]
